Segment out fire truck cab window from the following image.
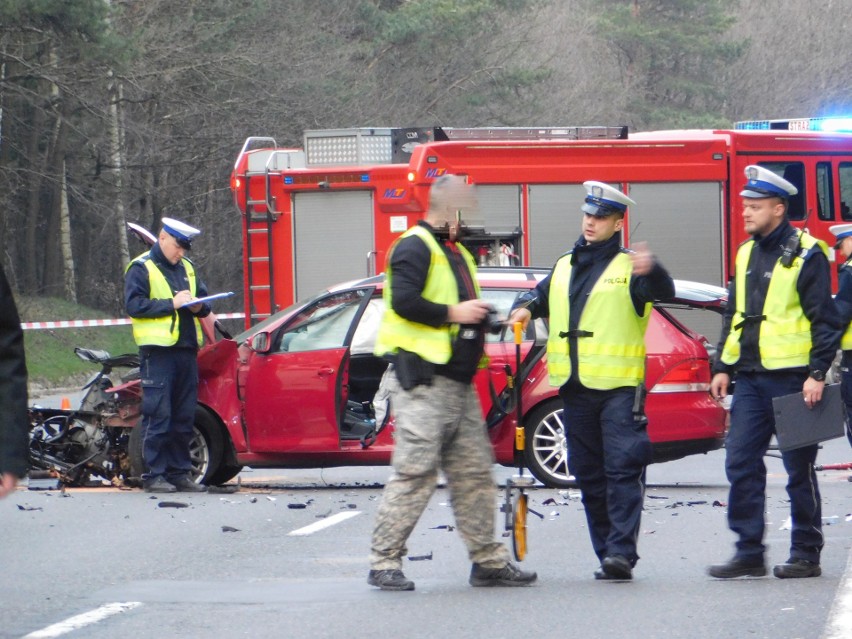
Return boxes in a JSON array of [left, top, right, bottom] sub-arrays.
[[759, 162, 805, 220], [840, 163, 852, 221], [816, 162, 834, 221]]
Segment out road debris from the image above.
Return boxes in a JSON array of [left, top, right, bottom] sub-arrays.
[[221, 525, 240, 533], [408, 552, 433, 561], [158, 501, 189, 509]]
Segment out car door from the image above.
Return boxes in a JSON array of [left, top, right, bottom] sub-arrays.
[[242, 288, 371, 452]]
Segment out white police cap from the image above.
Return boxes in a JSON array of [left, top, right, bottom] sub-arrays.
[[581, 181, 636, 217], [740, 165, 798, 199], [829, 223, 852, 249], [161, 217, 201, 249]]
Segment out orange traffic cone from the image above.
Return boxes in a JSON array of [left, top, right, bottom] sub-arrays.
[[60, 397, 71, 410]]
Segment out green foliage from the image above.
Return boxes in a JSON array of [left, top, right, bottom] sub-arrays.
[[595, 0, 745, 129], [0, 0, 109, 40], [348, 0, 547, 124]]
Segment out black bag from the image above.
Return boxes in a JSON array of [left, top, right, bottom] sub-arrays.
[[394, 349, 434, 390]]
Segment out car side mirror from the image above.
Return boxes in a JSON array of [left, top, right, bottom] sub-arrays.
[[249, 331, 271, 353]]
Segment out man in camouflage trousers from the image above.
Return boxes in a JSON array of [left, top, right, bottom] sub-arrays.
[[368, 174, 537, 591]]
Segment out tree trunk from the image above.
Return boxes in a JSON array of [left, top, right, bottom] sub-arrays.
[[58, 157, 76, 302], [109, 72, 130, 269]]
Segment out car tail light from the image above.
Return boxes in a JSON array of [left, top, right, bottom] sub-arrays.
[[651, 358, 711, 393]]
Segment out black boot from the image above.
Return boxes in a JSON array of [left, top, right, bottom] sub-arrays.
[[368, 569, 415, 591], [171, 476, 207, 493], [773, 558, 821, 579], [469, 562, 537, 587], [594, 555, 632, 580], [708, 557, 766, 579]]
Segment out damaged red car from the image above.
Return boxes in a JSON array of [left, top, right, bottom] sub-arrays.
[[190, 267, 727, 488]]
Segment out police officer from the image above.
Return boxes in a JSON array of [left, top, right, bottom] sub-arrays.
[[708, 166, 841, 579], [125, 218, 211, 493], [0, 263, 28, 499], [828, 223, 852, 456], [368, 174, 537, 591], [509, 181, 674, 581]]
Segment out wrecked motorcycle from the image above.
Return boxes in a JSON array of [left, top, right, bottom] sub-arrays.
[[28, 347, 146, 487]]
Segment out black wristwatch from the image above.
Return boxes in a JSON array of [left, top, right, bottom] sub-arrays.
[[809, 369, 826, 382]]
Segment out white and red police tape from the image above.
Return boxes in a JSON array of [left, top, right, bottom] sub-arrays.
[[21, 313, 245, 331]]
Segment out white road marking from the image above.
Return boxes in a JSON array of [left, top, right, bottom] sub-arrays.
[[23, 602, 142, 638], [824, 550, 852, 639], [287, 511, 361, 536]]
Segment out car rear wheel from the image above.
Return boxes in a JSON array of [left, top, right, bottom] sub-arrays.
[[524, 399, 576, 489]]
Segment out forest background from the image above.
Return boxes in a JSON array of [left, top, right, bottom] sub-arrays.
[[2, 0, 851, 318]]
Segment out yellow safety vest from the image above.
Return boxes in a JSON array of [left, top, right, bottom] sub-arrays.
[[126, 252, 203, 347], [721, 232, 828, 368], [841, 259, 852, 351], [547, 251, 651, 389], [374, 225, 480, 365]]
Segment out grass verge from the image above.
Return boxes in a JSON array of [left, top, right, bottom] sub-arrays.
[[16, 295, 137, 393]]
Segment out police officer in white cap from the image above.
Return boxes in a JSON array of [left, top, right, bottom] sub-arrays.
[[829, 223, 852, 456], [509, 181, 674, 581], [124, 217, 212, 493], [709, 166, 842, 579]]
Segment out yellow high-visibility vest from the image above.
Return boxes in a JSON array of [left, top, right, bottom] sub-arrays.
[[721, 232, 828, 368], [126, 252, 203, 347], [374, 225, 479, 364], [547, 252, 650, 389]]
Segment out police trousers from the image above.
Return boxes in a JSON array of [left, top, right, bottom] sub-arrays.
[[369, 371, 510, 571], [561, 382, 652, 565], [725, 371, 823, 563], [140, 347, 198, 481]]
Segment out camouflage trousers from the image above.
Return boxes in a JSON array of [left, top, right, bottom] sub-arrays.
[[369, 371, 511, 571]]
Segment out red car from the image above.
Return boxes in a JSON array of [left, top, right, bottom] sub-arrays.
[[190, 267, 727, 488]]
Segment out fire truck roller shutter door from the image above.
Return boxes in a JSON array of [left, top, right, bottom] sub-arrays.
[[528, 184, 587, 267], [463, 185, 522, 266], [627, 181, 724, 341], [293, 191, 374, 300]]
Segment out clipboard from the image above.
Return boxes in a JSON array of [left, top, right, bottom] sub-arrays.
[[179, 291, 235, 308], [772, 383, 845, 451]]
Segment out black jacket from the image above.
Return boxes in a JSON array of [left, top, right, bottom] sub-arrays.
[[386, 221, 483, 383], [0, 264, 29, 478], [713, 221, 841, 376], [124, 242, 211, 351]]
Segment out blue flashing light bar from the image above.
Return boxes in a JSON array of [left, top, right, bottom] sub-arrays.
[[284, 176, 293, 184], [735, 115, 852, 133], [360, 174, 369, 182]]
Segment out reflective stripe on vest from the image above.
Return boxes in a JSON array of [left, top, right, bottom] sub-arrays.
[[374, 225, 479, 365], [126, 252, 202, 347], [546, 251, 651, 389], [721, 233, 827, 369]]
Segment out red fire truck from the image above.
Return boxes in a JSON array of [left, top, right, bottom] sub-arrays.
[[231, 117, 852, 336]]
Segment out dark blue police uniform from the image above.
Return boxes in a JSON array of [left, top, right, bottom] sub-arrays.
[[514, 179, 674, 582], [830, 224, 852, 452], [125, 237, 210, 490], [711, 211, 841, 578]]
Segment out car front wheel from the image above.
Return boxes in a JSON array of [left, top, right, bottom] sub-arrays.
[[127, 411, 223, 485], [524, 399, 576, 489]]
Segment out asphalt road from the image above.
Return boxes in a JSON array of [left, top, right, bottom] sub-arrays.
[[2, 438, 851, 639]]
